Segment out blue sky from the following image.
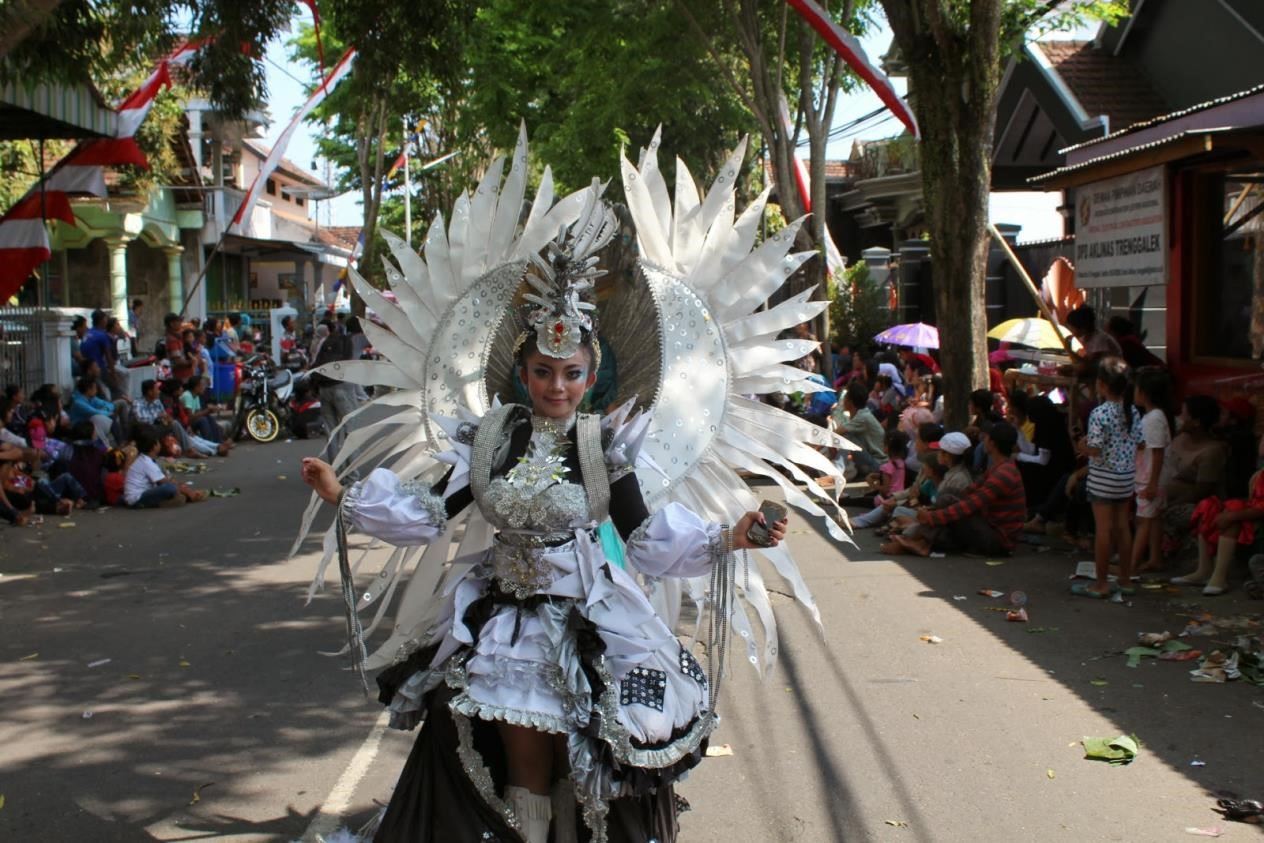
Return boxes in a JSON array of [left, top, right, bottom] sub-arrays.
[[259, 15, 1097, 242]]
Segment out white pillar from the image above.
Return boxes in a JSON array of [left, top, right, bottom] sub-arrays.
[[164, 245, 184, 314], [104, 235, 133, 333], [40, 311, 76, 391]]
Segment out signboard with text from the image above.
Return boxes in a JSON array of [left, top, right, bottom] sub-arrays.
[[1074, 165, 1167, 287]]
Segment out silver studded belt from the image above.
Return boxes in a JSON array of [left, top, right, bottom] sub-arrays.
[[491, 532, 573, 599]]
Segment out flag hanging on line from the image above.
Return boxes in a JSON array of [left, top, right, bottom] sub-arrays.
[[230, 48, 357, 235], [777, 93, 846, 278], [785, 0, 919, 139], [0, 39, 202, 301], [331, 229, 365, 296]]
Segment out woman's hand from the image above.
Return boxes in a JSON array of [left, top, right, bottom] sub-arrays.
[[301, 457, 344, 505], [733, 510, 789, 550]]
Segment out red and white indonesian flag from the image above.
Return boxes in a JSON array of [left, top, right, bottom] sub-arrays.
[[230, 48, 356, 235], [777, 93, 846, 277], [0, 39, 201, 300], [785, 0, 920, 139]]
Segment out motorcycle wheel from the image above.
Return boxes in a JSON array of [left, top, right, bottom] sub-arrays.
[[245, 408, 281, 443]]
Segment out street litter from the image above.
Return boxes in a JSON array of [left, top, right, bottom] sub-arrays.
[[1190, 650, 1241, 683], [985, 559, 1005, 566], [179, 659, 191, 669], [277, 475, 288, 481], [81, 711, 93, 719], [210, 487, 241, 497], [1190, 760, 1207, 767], [58, 522, 75, 528], [188, 782, 214, 805], [18, 652, 38, 661], [884, 820, 909, 828], [1124, 646, 1160, 668], [1216, 797, 1263, 823], [1006, 608, 1028, 623], [952, 595, 968, 601], [87, 658, 111, 668], [929, 552, 945, 558], [1089, 678, 1109, 687], [0, 794, 5, 811], [1046, 769, 1055, 779], [1183, 828, 1222, 838], [979, 589, 1004, 598], [1138, 631, 1172, 646], [919, 635, 943, 644], [1027, 627, 1059, 634], [1081, 734, 1139, 765], [704, 744, 733, 757]]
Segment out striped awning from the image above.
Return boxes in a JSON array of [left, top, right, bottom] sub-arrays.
[[0, 80, 118, 140]]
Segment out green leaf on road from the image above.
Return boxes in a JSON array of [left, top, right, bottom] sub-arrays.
[[1082, 734, 1140, 765]]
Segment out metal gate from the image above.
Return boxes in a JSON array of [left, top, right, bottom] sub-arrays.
[[0, 307, 48, 394]]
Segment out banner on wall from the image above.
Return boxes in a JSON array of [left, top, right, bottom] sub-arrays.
[[1074, 165, 1167, 288]]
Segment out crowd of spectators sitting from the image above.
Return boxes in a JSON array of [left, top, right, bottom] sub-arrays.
[[778, 305, 1264, 599], [0, 307, 250, 526]]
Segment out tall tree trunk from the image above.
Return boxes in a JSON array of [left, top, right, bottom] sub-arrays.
[[881, 0, 1004, 428]]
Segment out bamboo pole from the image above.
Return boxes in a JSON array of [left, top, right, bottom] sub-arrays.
[[987, 223, 1077, 358]]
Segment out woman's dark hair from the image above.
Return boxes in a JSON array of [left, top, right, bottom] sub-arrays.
[[844, 381, 869, 409], [917, 421, 944, 447], [76, 376, 97, 395], [1007, 389, 1030, 419], [133, 425, 160, 455], [885, 428, 911, 460], [1066, 305, 1097, 333], [875, 373, 893, 389], [1133, 366, 1175, 435], [1183, 394, 1220, 432], [1096, 356, 1133, 432]]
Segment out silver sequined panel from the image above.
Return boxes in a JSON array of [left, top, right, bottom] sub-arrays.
[[620, 666, 667, 712], [483, 478, 589, 531], [639, 262, 730, 504]]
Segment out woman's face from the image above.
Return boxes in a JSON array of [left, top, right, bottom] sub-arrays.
[[520, 349, 595, 420]]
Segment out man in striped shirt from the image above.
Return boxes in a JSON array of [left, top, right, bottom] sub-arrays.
[[899, 422, 1026, 557]]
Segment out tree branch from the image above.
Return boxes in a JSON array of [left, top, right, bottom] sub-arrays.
[[675, 0, 762, 122]]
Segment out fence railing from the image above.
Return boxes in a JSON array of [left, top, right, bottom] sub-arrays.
[[0, 307, 49, 394]]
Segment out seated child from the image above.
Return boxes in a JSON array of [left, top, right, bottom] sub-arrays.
[[124, 426, 207, 508]]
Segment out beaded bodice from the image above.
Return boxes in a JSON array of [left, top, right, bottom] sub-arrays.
[[481, 414, 591, 532]]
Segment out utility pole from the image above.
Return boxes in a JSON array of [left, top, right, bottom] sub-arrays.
[[403, 118, 412, 247]]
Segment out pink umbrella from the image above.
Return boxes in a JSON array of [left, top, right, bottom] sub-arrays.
[[873, 322, 939, 349]]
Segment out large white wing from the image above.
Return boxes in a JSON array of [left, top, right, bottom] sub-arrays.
[[623, 128, 854, 673]]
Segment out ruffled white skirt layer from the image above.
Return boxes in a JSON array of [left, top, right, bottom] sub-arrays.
[[434, 528, 709, 746]]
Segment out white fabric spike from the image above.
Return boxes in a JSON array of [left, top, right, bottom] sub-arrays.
[[620, 152, 674, 268], [348, 265, 428, 348], [719, 186, 772, 278], [464, 156, 505, 281], [724, 287, 825, 345], [518, 165, 555, 253], [447, 191, 471, 290], [671, 157, 702, 257], [311, 359, 419, 391], [708, 217, 808, 315], [686, 188, 736, 286], [728, 339, 821, 377], [488, 124, 530, 263], [358, 319, 426, 383], [381, 231, 440, 325], [636, 126, 673, 239], [733, 369, 830, 397], [692, 137, 747, 240], [423, 213, 457, 307], [518, 186, 592, 259]]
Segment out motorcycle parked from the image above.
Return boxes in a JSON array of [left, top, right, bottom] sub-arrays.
[[231, 354, 295, 443]]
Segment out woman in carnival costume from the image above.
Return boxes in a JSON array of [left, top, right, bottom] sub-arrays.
[[297, 128, 852, 842]]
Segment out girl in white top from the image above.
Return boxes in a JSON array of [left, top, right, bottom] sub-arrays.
[[1132, 368, 1174, 574]]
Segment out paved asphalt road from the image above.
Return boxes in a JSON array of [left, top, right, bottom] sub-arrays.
[[1, 434, 1261, 842]]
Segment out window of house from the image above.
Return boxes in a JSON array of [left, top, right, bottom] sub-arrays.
[[1193, 162, 1264, 362], [294, 196, 305, 207], [266, 178, 277, 196]]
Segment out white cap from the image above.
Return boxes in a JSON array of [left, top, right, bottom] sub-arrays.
[[936, 431, 972, 455]]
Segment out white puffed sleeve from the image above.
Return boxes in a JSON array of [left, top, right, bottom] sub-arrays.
[[624, 502, 725, 579], [343, 468, 447, 546]]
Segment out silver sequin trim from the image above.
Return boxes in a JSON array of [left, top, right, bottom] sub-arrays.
[[452, 710, 523, 834], [398, 480, 448, 533]]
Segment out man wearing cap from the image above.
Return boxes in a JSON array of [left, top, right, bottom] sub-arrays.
[[898, 422, 1026, 557]]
